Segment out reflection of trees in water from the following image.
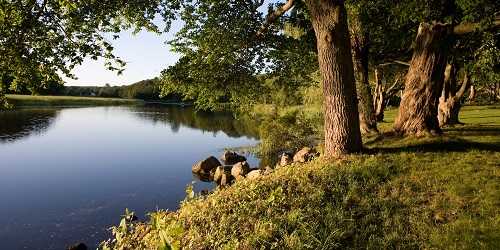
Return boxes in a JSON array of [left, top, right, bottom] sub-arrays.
[[0, 109, 58, 143], [130, 105, 260, 139]]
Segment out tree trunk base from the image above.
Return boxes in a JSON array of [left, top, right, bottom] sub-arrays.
[[438, 96, 462, 127], [308, 0, 363, 157], [394, 22, 451, 136]]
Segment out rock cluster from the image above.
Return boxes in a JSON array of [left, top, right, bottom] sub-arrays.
[[192, 147, 318, 188], [278, 147, 318, 167], [192, 150, 273, 187]]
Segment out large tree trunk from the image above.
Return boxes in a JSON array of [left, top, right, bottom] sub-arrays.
[[394, 23, 452, 136], [306, 0, 362, 157], [350, 17, 378, 135]]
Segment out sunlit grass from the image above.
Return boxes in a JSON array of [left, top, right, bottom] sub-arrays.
[[6, 94, 143, 107]]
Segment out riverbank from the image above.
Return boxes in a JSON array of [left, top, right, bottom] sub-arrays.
[[6, 94, 144, 107], [102, 106, 500, 249]]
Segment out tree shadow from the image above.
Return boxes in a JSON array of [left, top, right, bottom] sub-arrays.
[[364, 130, 500, 154], [444, 126, 500, 137], [460, 114, 500, 119], [369, 139, 500, 154]]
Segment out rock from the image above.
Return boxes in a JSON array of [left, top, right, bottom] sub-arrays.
[[248, 167, 260, 172], [213, 166, 224, 183], [67, 243, 87, 250], [219, 172, 233, 187], [231, 161, 250, 178], [213, 165, 231, 183], [220, 150, 247, 165], [192, 156, 221, 174], [293, 147, 316, 163], [246, 170, 263, 180], [192, 171, 211, 182], [279, 153, 293, 167]]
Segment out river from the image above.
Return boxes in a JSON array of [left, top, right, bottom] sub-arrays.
[[0, 105, 260, 249]]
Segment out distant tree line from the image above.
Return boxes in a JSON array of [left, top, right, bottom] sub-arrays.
[[3, 77, 183, 101]]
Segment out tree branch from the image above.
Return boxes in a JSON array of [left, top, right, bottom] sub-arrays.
[[453, 17, 500, 35], [386, 77, 402, 95], [257, 0, 295, 37], [455, 72, 470, 99], [377, 60, 410, 67]]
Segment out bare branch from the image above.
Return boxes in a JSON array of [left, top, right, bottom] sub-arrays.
[[392, 60, 410, 66], [455, 72, 470, 99], [453, 17, 500, 35], [257, 0, 295, 37], [386, 77, 402, 94], [377, 60, 410, 67]]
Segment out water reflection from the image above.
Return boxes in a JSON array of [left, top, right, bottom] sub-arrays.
[[0, 106, 260, 144], [0, 108, 59, 143], [129, 105, 260, 139]]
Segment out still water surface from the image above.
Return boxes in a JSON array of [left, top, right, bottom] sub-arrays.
[[0, 106, 259, 249]]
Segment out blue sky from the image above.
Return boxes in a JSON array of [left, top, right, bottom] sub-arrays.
[[64, 21, 182, 86]]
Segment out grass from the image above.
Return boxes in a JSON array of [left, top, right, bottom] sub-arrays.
[[6, 94, 144, 107], [101, 105, 500, 250]]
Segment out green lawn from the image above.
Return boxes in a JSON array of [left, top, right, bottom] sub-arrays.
[[6, 94, 143, 107], [102, 106, 500, 250]]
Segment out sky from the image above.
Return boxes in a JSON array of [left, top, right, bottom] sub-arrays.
[[63, 21, 182, 87]]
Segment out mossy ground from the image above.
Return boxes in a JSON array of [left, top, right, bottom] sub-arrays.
[[102, 105, 500, 250]]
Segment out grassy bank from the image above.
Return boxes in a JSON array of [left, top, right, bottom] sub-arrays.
[[6, 94, 144, 107], [101, 106, 500, 249]]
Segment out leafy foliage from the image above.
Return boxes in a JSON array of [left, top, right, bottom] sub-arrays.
[[258, 108, 318, 156], [159, 0, 318, 111]]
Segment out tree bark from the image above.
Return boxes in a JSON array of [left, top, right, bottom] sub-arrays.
[[306, 0, 362, 157], [373, 69, 385, 121], [373, 68, 401, 122], [437, 64, 470, 127], [467, 85, 475, 103], [350, 18, 378, 135], [394, 22, 452, 136]]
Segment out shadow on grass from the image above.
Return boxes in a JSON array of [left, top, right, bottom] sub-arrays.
[[365, 130, 500, 154], [460, 115, 500, 119], [370, 139, 500, 154], [444, 126, 500, 136]]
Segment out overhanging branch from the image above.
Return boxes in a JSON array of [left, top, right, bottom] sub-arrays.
[[453, 17, 500, 35], [257, 0, 295, 37]]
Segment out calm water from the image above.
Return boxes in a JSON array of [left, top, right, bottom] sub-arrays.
[[0, 106, 260, 250]]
